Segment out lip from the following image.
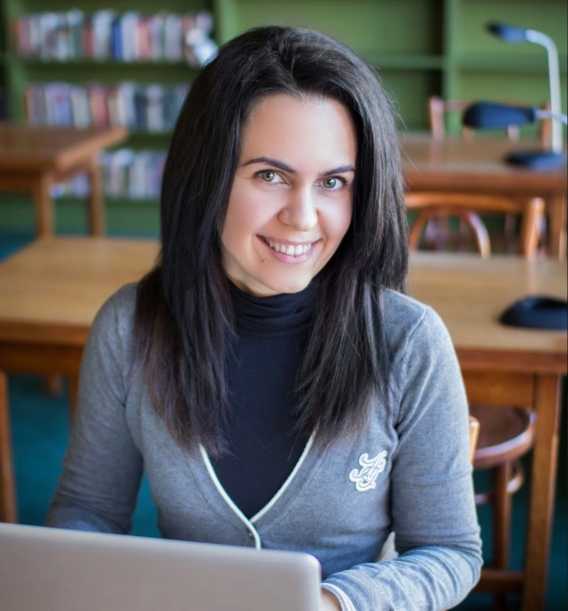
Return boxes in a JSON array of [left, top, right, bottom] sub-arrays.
[[259, 235, 320, 247], [257, 235, 321, 264]]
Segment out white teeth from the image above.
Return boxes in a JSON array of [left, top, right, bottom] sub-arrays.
[[266, 239, 313, 257]]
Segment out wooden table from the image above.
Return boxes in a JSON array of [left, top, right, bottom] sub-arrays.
[[0, 239, 566, 611], [0, 123, 127, 237], [402, 133, 568, 259], [407, 253, 567, 611]]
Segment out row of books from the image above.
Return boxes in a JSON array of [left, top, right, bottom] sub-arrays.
[[25, 82, 189, 132], [52, 149, 167, 201], [13, 10, 217, 66]]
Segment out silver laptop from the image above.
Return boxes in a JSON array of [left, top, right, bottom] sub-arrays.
[[0, 523, 321, 611]]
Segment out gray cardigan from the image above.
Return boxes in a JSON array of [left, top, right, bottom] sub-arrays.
[[47, 283, 482, 610]]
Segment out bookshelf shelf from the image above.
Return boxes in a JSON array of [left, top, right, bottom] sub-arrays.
[[55, 195, 159, 206], [454, 54, 568, 75], [14, 56, 198, 68], [127, 132, 173, 144], [365, 54, 445, 71]]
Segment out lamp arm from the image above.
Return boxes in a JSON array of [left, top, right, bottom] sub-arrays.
[[527, 29, 563, 152], [534, 109, 568, 125]]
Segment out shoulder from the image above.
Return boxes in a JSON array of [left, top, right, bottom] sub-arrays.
[[89, 282, 139, 352], [94, 282, 137, 325], [381, 289, 458, 396], [79, 283, 141, 395], [381, 288, 449, 356], [104, 282, 138, 319], [381, 290, 465, 428]]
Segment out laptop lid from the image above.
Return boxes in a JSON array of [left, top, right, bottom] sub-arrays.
[[0, 523, 321, 611]]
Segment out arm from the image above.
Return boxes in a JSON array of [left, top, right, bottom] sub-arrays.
[[322, 307, 482, 610], [46, 288, 143, 533]]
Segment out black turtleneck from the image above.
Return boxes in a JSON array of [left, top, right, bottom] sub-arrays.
[[210, 281, 316, 519]]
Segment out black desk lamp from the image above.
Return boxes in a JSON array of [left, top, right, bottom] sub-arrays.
[[463, 101, 567, 169], [463, 22, 567, 170]]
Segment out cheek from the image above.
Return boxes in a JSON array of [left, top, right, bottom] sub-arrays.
[[326, 198, 353, 244], [222, 182, 270, 247]]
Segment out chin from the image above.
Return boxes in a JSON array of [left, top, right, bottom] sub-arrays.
[[271, 277, 312, 295]]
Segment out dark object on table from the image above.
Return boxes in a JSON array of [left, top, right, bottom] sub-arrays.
[[463, 101, 539, 129], [463, 101, 567, 170], [505, 150, 567, 170], [500, 295, 567, 330]]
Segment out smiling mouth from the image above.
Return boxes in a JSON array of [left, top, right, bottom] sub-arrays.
[[259, 236, 320, 257]]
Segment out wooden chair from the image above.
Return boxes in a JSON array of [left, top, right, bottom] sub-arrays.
[[469, 404, 537, 611], [421, 97, 550, 254], [428, 96, 551, 145], [406, 192, 545, 258]]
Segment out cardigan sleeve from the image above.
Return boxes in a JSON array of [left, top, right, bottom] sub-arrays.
[[322, 306, 482, 610], [46, 287, 142, 534]]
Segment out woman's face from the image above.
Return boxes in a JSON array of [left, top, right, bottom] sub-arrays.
[[221, 93, 356, 297]]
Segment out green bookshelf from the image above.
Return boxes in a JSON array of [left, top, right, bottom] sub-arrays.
[[0, 0, 566, 235]]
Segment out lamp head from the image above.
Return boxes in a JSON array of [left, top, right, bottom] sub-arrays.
[[463, 102, 537, 129], [487, 22, 529, 43]]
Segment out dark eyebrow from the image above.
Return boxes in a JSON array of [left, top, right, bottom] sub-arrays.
[[241, 156, 355, 176]]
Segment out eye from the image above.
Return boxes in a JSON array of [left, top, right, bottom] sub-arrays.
[[255, 170, 284, 184], [321, 176, 347, 191]]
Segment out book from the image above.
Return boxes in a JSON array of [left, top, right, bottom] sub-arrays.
[[25, 82, 189, 131], [14, 9, 217, 66]]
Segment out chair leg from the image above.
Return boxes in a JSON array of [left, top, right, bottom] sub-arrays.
[[493, 462, 513, 610], [503, 213, 517, 253], [0, 371, 18, 522], [44, 374, 64, 397], [494, 462, 512, 567]]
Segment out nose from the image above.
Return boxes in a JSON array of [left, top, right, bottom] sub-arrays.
[[278, 186, 318, 231]]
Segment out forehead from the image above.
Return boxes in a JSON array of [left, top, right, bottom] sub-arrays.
[[239, 93, 357, 169]]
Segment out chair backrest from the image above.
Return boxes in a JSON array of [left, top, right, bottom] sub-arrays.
[[428, 96, 551, 146], [406, 192, 545, 258]]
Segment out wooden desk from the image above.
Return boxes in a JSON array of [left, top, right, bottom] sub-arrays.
[[402, 133, 568, 259], [0, 123, 127, 237], [408, 253, 567, 611], [0, 240, 566, 611]]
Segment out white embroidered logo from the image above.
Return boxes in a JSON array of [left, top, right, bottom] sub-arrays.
[[349, 451, 388, 492]]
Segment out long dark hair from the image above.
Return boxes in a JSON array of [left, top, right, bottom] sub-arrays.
[[135, 26, 408, 456]]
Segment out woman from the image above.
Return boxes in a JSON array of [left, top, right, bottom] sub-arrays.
[[48, 26, 482, 610]]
